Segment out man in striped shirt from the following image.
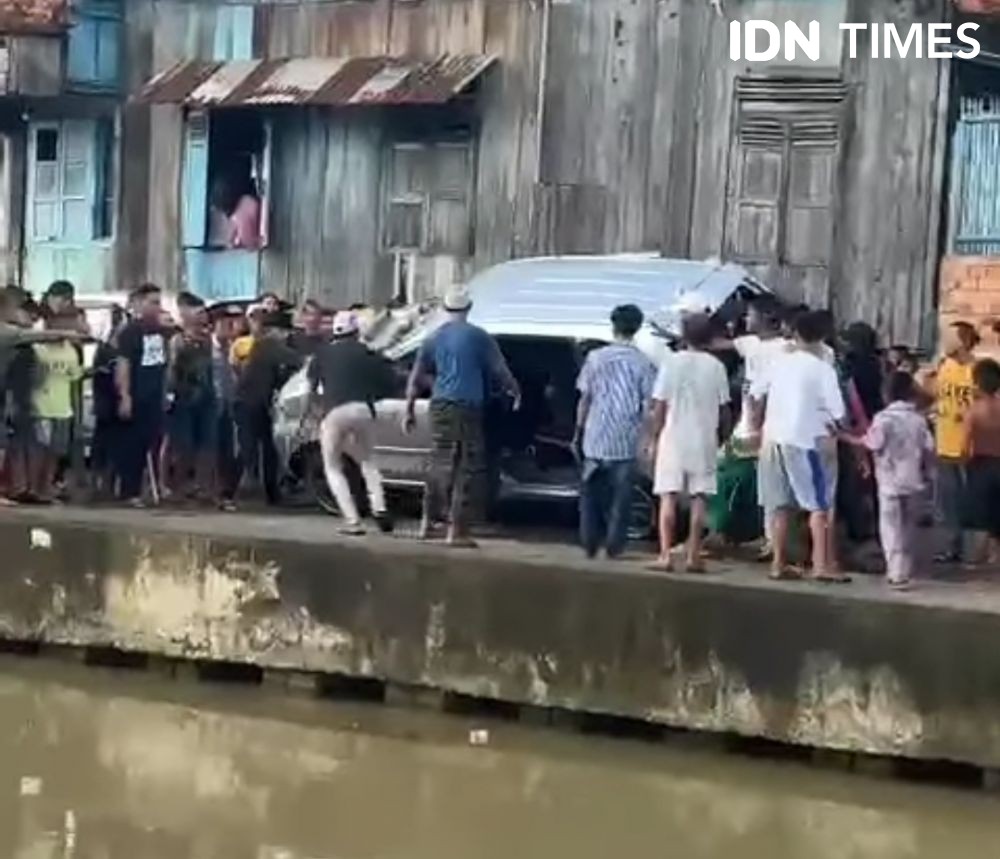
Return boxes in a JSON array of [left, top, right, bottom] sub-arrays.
[[574, 304, 656, 558]]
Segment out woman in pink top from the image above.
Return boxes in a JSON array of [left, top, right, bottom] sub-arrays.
[[228, 190, 261, 250]]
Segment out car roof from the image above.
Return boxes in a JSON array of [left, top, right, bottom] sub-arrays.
[[386, 254, 768, 358], [463, 254, 764, 339]]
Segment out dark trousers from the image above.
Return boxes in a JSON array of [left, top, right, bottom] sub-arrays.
[[117, 407, 162, 501], [937, 457, 966, 558], [580, 458, 635, 558], [234, 402, 279, 504], [423, 400, 485, 532], [216, 405, 238, 500]]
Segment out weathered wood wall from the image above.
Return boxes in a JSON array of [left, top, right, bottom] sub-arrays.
[[835, 0, 949, 346], [117, 0, 949, 344]]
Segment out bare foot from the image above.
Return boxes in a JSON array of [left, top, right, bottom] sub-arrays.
[[769, 566, 802, 581], [647, 557, 674, 573], [418, 518, 446, 541], [446, 534, 478, 549]]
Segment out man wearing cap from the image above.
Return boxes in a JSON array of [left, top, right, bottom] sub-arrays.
[[404, 285, 520, 546], [309, 311, 395, 535]]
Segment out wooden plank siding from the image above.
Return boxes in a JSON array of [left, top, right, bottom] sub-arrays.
[[114, 0, 950, 344], [835, 0, 949, 345]]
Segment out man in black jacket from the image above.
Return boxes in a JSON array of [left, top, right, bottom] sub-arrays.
[[309, 311, 394, 535]]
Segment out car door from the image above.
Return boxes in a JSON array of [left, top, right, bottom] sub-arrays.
[[371, 354, 433, 487]]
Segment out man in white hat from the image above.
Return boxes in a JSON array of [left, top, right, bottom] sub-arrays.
[[404, 285, 520, 546], [310, 310, 395, 535]]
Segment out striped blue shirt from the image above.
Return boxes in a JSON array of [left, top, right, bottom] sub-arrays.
[[577, 343, 656, 461]]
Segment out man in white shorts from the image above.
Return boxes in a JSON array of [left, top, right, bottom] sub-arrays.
[[649, 314, 731, 573], [750, 310, 846, 581]]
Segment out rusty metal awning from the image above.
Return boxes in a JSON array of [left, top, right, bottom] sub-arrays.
[[135, 54, 497, 108], [0, 0, 69, 35]]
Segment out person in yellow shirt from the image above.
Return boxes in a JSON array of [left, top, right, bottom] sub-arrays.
[[30, 322, 84, 502], [925, 321, 978, 562], [229, 304, 262, 370]]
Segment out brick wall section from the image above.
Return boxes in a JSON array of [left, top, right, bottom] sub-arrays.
[[938, 256, 1000, 345]]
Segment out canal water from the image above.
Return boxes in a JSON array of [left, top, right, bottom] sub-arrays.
[[1, 658, 997, 859]]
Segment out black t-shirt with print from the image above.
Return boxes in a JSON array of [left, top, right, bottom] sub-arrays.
[[118, 321, 168, 409]]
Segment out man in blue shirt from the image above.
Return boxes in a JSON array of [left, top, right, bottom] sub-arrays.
[[405, 286, 520, 546], [574, 304, 656, 558]]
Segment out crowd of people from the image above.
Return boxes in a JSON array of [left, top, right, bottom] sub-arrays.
[[2, 276, 1000, 592], [574, 295, 1000, 591], [0, 280, 394, 519]]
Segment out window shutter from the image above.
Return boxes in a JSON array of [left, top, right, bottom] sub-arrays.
[[60, 119, 96, 242], [182, 111, 210, 248], [726, 77, 846, 300], [385, 199, 425, 250], [30, 124, 60, 241], [214, 4, 254, 61]]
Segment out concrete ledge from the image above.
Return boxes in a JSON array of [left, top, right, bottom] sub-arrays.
[[2, 508, 1000, 768]]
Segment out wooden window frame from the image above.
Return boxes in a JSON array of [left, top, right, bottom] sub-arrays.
[[182, 108, 272, 251], [26, 118, 113, 244], [725, 78, 846, 274], [66, 0, 123, 93], [382, 140, 474, 256]]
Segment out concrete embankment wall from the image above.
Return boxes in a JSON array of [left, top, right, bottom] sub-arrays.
[[1, 515, 999, 768]]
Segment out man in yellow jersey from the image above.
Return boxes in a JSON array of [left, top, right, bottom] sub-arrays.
[[925, 321, 978, 562]]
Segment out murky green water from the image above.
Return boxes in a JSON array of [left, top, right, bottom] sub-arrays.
[[1, 657, 997, 858]]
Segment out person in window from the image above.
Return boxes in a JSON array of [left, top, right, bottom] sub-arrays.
[[115, 283, 170, 507], [228, 177, 262, 250]]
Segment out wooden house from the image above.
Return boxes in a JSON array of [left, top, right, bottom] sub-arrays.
[[4, 0, 998, 348]]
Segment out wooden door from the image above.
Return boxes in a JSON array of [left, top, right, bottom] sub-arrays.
[[725, 79, 845, 306]]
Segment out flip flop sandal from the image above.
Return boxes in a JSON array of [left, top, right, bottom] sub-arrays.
[[769, 567, 802, 581], [813, 571, 853, 584]]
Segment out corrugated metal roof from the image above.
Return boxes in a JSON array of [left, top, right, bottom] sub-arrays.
[[0, 0, 68, 35], [135, 55, 497, 108]]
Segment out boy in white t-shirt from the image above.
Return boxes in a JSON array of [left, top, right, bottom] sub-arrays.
[[749, 310, 846, 581], [730, 299, 789, 447], [649, 314, 731, 573]]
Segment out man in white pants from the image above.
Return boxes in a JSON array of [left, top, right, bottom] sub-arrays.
[[310, 311, 395, 535]]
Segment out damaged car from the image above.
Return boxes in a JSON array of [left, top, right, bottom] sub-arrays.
[[274, 254, 768, 535]]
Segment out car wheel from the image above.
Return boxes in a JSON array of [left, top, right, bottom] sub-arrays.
[[628, 480, 657, 542]]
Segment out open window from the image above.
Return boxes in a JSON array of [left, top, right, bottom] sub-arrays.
[[182, 109, 271, 250], [27, 118, 115, 243]]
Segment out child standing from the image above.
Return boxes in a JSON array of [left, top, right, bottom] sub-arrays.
[[847, 372, 934, 590]]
